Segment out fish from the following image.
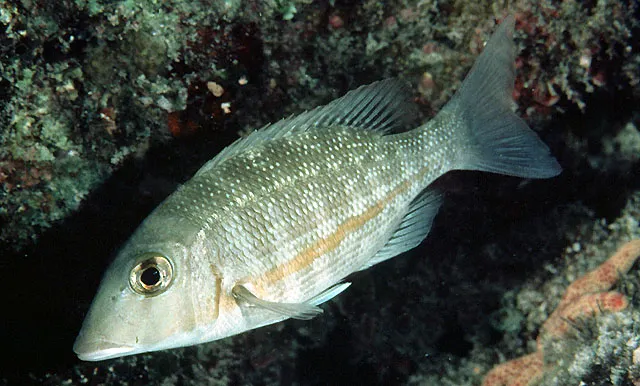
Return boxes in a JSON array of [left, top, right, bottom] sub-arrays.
[[73, 15, 561, 361]]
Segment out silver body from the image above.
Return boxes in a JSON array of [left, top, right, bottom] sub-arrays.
[[74, 16, 561, 361]]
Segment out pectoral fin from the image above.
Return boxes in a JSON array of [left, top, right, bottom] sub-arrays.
[[232, 282, 351, 320], [232, 285, 323, 320]]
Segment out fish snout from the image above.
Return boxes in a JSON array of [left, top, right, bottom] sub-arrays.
[[73, 333, 136, 361]]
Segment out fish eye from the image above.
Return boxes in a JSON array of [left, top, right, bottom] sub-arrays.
[[129, 254, 173, 296]]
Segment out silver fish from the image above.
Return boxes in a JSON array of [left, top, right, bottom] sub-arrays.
[[74, 15, 561, 361]]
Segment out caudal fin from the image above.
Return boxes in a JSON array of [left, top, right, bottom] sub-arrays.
[[444, 15, 561, 178]]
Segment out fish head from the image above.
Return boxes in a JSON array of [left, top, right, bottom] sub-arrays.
[[74, 218, 218, 361]]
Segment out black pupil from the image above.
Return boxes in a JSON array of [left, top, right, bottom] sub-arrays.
[[140, 266, 161, 286]]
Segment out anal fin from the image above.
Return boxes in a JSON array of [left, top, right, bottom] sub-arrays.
[[307, 282, 351, 306], [359, 188, 443, 271]]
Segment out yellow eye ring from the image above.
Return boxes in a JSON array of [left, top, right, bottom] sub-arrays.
[[129, 254, 173, 296]]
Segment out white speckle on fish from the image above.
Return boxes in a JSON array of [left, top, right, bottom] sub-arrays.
[[74, 16, 561, 361]]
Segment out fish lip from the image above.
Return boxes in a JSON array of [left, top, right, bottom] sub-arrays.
[[73, 338, 136, 361]]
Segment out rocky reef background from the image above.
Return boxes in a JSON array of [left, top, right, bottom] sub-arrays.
[[1, 0, 639, 385]]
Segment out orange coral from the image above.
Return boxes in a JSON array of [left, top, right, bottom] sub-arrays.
[[482, 353, 543, 386], [482, 239, 640, 386]]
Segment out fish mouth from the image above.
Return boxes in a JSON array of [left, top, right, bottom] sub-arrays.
[[73, 337, 136, 361]]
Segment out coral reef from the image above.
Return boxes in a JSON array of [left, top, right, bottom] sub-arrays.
[[3, 0, 638, 250], [482, 240, 640, 386], [1, 0, 639, 385], [405, 191, 640, 386]]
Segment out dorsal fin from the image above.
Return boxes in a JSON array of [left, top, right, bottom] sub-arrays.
[[195, 79, 417, 177]]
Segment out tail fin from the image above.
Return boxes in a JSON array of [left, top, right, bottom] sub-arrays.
[[444, 15, 561, 178]]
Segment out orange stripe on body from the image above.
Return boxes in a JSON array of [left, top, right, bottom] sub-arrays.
[[258, 179, 413, 285]]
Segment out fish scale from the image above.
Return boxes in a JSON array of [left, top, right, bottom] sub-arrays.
[[187, 127, 403, 292], [74, 16, 562, 361]]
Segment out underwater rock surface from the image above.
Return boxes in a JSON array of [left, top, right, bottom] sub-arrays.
[[1, 1, 639, 385]]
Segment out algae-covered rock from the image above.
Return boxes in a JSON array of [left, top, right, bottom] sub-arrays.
[[1, 1, 639, 385]]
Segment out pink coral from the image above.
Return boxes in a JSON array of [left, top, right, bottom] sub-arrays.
[[482, 240, 640, 386]]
